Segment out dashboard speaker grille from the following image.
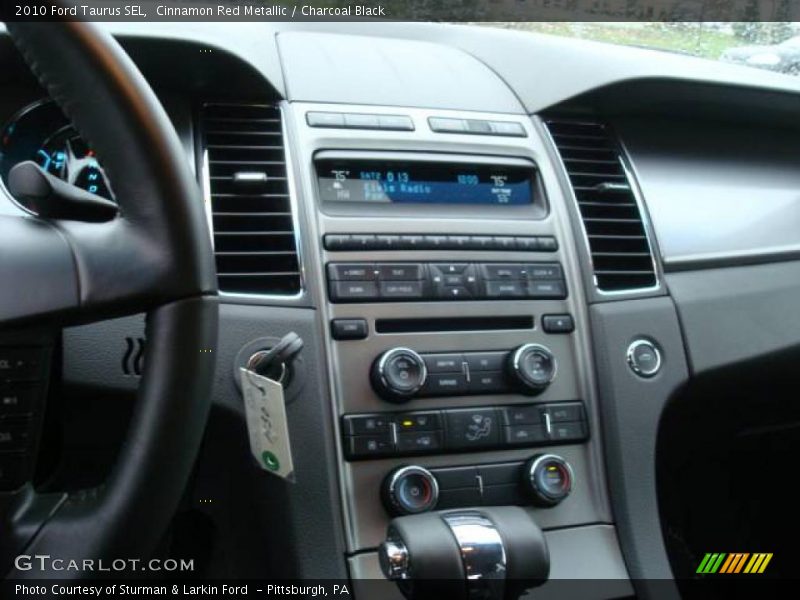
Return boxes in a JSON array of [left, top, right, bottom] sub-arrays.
[[201, 103, 301, 296], [544, 119, 657, 293]]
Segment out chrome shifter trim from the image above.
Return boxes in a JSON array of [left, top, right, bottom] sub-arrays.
[[442, 511, 506, 599]]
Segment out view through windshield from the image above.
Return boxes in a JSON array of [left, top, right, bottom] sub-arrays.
[[478, 22, 800, 76]]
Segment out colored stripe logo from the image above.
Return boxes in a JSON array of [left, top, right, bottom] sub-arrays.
[[696, 553, 773, 574]]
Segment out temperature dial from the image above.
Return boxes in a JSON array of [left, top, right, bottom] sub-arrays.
[[525, 454, 573, 507], [382, 466, 439, 516], [371, 348, 428, 403], [508, 344, 557, 395]]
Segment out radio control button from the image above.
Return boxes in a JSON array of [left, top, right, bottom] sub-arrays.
[[350, 234, 378, 249], [526, 264, 563, 280], [515, 237, 540, 251], [380, 281, 425, 299], [421, 235, 448, 249], [465, 352, 505, 372], [482, 264, 526, 280], [538, 237, 559, 252], [379, 264, 425, 280], [492, 236, 517, 250], [397, 235, 425, 249], [527, 280, 567, 299], [437, 286, 472, 300], [542, 314, 574, 333], [306, 111, 345, 127], [468, 235, 495, 249], [374, 235, 402, 249], [327, 263, 376, 281], [343, 113, 381, 129], [323, 234, 352, 251], [428, 117, 467, 133], [330, 281, 379, 302], [423, 354, 464, 373], [486, 281, 525, 298], [445, 235, 471, 249], [431, 263, 468, 275], [378, 115, 414, 131]]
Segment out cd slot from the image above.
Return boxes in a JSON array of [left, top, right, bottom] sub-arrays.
[[375, 316, 533, 334]]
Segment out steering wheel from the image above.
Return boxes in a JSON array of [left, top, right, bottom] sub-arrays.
[[0, 21, 218, 576]]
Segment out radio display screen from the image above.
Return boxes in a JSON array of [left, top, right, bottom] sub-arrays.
[[316, 159, 535, 206]]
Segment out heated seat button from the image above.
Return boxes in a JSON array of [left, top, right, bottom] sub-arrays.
[[347, 434, 394, 458], [342, 414, 391, 436], [396, 411, 441, 432], [331, 319, 368, 340], [444, 408, 500, 450], [397, 431, 443, 453]]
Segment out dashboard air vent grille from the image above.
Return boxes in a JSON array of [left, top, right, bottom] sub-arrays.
[[545, 119, 656, 292], [202, 103, 300, 296]]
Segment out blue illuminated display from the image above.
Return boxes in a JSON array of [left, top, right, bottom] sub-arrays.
[[317, 160, 535, 206]]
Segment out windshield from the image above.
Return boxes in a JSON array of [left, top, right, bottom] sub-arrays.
[[476, 23, 800, 77]]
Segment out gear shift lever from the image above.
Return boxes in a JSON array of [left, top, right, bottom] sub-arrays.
[[379, 506, 549, 600]]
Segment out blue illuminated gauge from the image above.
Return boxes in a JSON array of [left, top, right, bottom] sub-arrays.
[[0, 100, 114, 203], [37, 127, 112, 200]]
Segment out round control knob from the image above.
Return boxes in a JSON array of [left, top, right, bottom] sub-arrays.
[[507, 344, 557, 395], [524, 454, 573, 507], [382, 466, 439, 516], [371, 347, 427, 403]]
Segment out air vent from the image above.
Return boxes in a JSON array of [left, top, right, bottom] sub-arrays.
[[545, 119, 657, 293], [201, 103, 301, 296]]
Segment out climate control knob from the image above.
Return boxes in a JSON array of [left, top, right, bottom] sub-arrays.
[[524, 454, 573, 507], [371, 347, 428, 403], [382, 466, 439, 516], [507, 343, 557, 394]]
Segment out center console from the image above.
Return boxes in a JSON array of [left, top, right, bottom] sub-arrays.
[[286, 103, 623, 593]]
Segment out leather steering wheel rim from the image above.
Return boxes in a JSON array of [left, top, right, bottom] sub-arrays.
[[1, 20, 218, 576]]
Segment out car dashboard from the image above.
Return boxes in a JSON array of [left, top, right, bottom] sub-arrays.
[[2, 21, 800, 598]]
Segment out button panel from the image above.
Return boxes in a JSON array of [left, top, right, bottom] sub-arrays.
[[342, 401, 588, 459], [0, 346, 49, 490], [323, 234, 558, 253], [307, 111, 414, 131], [328, 262, 567, 303]]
